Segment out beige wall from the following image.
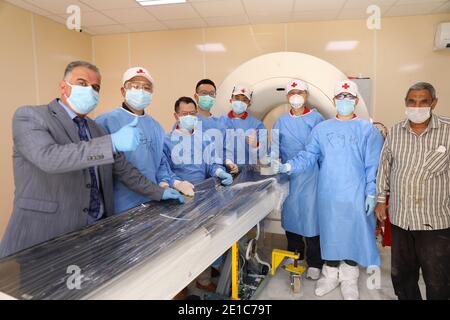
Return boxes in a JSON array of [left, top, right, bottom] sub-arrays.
[[0, 0, 92, 238], [0, 0, 449, 239]]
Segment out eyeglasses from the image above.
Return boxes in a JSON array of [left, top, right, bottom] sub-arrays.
[[125, 81, 153, 92], [335, 93, 357, 100], [178, 111, 197, 117], [197, 91, 216, 98]]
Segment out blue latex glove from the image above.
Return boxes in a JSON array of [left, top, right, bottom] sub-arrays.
[[217, 170, 233, 186], [365, 195, 376, 216], [162, 188, 185, 204], [111, 117, 143, 152], [272, 159, 291, 174]]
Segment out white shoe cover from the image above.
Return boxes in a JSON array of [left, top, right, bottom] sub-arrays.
[[315, 265, 339, 296], [339, 262, 360, 300], [306, 267, 321, 280]]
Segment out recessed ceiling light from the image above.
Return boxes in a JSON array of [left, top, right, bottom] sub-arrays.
[[136, 0, 186, 6]]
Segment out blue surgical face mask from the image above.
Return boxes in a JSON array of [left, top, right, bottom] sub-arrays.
[[126, 89, 152, 111], [335, 98, 356, 116], [179, 115, 198, 131], [66, 82, 99, 115], [198, 95, 215, 111], [231, 100, 248, 115]]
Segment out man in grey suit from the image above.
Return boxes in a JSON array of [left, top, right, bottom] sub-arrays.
[[0, 61, 184, 258]]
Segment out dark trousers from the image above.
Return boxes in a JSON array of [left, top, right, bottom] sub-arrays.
[[391, 224, 450, 300], [285, 231, 323, 268], [325, 260, 357, 268]]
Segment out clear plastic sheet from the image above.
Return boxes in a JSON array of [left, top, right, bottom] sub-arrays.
[[0, 167, 288, 300]]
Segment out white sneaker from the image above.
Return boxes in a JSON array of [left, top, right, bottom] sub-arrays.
[[315, 265, 339, 296], [339, 262, 360, 300], [306, 267, 321, 280]]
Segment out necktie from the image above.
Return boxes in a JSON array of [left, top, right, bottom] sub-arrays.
[[73, 117, 101, 220]]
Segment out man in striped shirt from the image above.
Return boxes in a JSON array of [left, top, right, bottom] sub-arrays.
[[375, 82, 450, 300]]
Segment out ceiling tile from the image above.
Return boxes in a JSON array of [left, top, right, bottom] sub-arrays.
[[103, 7, 157, 23], [192, 0, 245, 17], [204, 15, 249, 27], [5, 0, 54, 15], [80, 11, 118, 27], [24, 0, 95, 15], [385, 3, 445, 17], [343, 0, 397, 9], [243, 0, 294, 15], [291, 10, 338, 22], [164, 18, 207, 29], [125, 21, 168, 32], [145, 3, 200, 20], [79, 0, 139, 10], [294, 0, 346, 12], [432, 2, 450, 13], [248, 13, 292, 24], [338, 6, 391, 20], [395, 0, 446, 5]]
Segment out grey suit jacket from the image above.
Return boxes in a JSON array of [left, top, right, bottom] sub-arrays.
[[0, 99, 164, 258]]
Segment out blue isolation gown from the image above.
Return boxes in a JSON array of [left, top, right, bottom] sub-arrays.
[[272, 108, 324, 237], [220, 112, 267, 166], [287, 117, 384, 267], [96, 107, 172, 214]]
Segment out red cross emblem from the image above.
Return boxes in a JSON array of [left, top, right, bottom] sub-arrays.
[[342, 83, 350, 90], [136, 69, 145, 74], [291, 82, 298, 88], [241, 89, 246, 93]]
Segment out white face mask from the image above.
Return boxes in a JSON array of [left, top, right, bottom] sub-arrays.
[[289, 94, 305, 109], [405, 107, 431, 124]]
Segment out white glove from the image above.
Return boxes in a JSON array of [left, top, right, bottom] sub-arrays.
[[225, 159, 239, 174], [173, 180, 195, 197]]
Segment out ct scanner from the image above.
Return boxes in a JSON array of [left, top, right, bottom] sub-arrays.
[[0, 52, 373, 300], [214, 51, 370, 122], [214, 51, 371, 235]]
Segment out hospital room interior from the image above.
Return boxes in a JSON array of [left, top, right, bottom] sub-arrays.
[[0, 0, 449, 301]]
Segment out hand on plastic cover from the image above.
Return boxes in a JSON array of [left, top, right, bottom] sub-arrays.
[[225, 160, 239, 174], [365, 195, 376, 216], [246, 133, 258, 148], [111, 117, 143, 152], [217, 170, 233, 186], [272, 159, 291, 174], [159, 181, 170, 188], [173, 180, 195, 197], [162, 188, 185, 204], [259, 155, 271, 166]]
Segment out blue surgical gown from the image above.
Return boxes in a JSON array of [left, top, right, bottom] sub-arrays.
[[164, 128, 226, 184], [220, 113, 267, 166], [272, 109, 324, 237], [96, 107, 172, 214], [287, 118, 384, 267]]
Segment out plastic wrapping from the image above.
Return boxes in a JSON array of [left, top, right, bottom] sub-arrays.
[[0, 167, 288, 300]]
